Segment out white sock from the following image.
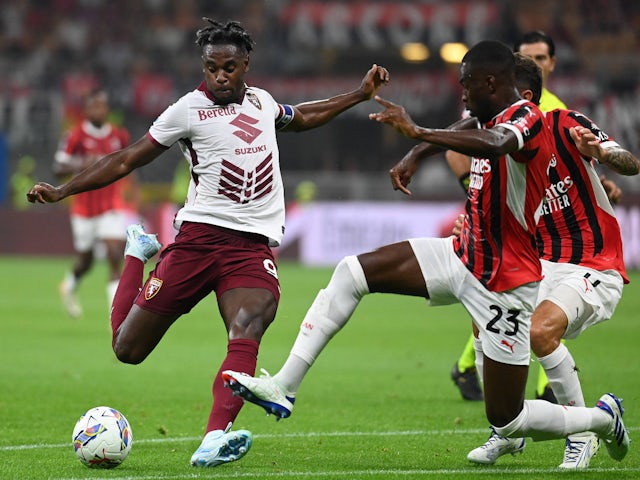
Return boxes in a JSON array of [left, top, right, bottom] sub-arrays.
[[473, 337, 484, 383], [107, 280, 119, 308], [275, 256, 369, 395], [538, 343, 585, 407], [64, 271, 78, 291], [495, 399, 612, 441]]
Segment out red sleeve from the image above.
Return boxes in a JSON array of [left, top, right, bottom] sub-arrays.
[[63, 127, 83, 155]]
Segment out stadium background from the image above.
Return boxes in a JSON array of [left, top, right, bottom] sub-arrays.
[[1, 0, 639, 262]]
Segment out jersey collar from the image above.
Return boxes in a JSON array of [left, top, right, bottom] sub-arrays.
[[197, 81, 247, 105]]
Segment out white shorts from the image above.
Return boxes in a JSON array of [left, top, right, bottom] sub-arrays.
[[539, 260, 623, 339], [70, 211, 128, 252], [409, 237, 538, 366]]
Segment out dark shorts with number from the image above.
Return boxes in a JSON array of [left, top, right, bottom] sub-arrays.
[[135, 221, 280, 316]]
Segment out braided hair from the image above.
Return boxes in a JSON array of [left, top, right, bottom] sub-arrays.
[[195, 18, 254, 55]]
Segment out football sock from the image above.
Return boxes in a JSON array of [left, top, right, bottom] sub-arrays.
[[458, 172, 471, 191], [495, 399, 611, 441], [473, 336, 484, 382], [64, 271, 79, 291], [536, 338, 566, 396], [457, 334, 476, 372], [538, 342, 585, 407], [276, 255, 369, 395], [110, 256, 144, 347], [207, 338, 259, 432]]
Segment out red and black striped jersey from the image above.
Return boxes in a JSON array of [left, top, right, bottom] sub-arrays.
[[453, 100, 554, 292], [56, 120, 132, 217], [536, 109, 628, 283]]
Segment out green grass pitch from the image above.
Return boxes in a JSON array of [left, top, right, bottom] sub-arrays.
[[1, 256, 638, 479]]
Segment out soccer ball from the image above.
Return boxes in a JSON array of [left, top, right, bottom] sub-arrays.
[[72, 406, 133, 468]]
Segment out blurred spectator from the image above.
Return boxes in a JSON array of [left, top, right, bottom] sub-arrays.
[[2, 0, 639, 197]]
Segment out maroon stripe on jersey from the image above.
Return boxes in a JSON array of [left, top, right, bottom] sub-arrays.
[[180, 138, 199, 186], [253, 184, 273, 200], [256, 154, 273, 171], [255, 163, 273, 183], [221, 159, 245, 176], [254, 175, 274, 196], [219, 188, 241, 203], [219, 178, 242, 194], [220, 167, 244, 186]]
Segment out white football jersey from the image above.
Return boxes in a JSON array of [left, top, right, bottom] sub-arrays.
[[148, 83, 294, 246]]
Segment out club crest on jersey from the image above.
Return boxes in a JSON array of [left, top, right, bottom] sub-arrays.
[[145, 277, 163, 300], [247, 92, 262, 110]]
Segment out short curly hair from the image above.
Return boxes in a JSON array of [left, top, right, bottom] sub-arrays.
[[195, 18, 254, 55]]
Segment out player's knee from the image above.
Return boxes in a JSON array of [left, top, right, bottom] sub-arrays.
[[113, 339, 144, 365], [530, 320, 561, 357], [326, 255, 369, 300], [228, 300, 277, 340]]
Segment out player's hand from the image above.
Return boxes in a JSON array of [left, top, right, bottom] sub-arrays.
[[600, 174, 622, 204], [389, 155, 419, 195], [359, 64, 390, 100], [452, 214, 465, 237], [369, 96, 417, 138], [26, 182, 64, 204], [570, 126, 603, 160]]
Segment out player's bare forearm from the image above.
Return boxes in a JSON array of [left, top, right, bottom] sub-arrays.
[[371, 96, 516, 156], [409, 126, 516, 157], [389, 118, 478, 195], [389, 146, 421, 195], [599, 148, 640, 176], [28, 136, 161, 204], [570, 126, 640, 175], [291, 91, 369, 131], [407, 117, 477, 160], [28, 155, 129, 204], [61, 155, 130, 197], [288, 64, 390, 131]]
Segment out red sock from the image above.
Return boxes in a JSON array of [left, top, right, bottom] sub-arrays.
[[110, 256, 144, 347], [206, 338, 259, 433]]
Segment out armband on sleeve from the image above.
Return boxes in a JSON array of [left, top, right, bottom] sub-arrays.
[[275, 104, 295, 131]]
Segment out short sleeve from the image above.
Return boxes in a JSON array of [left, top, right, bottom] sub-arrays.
[[148, 97, 189, 147]]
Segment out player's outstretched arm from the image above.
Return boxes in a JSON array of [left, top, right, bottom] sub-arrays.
[[284, 64, 390, 132], [371, 96, 518, 157], [389, 144, 427, 195], [27, 136, 164, 204], [570, 126, 640, 176], [389, 116, 477, 195]]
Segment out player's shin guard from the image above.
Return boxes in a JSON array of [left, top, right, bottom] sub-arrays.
[[458, 334, 476, 372], [289, 255, 369, 366]]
